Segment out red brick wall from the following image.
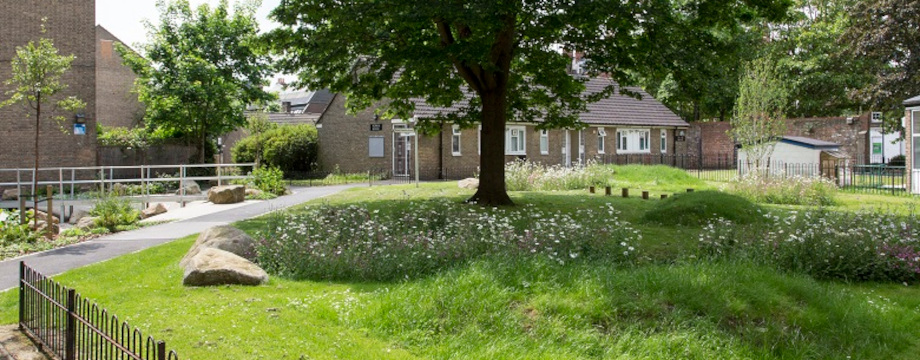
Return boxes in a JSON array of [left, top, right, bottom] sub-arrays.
[[95, 26, 143, 129], [0, 0, 97, 181]]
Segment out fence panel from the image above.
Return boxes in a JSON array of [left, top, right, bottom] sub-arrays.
[[19, 262, 180, 360]]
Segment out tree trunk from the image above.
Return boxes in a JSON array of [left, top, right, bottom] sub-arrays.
[[469, 91, 513, 206], [33, 94, 41, 228]]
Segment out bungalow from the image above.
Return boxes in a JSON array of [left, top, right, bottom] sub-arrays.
[[906, 95, 920, 194], [315, 78, 690, 180]]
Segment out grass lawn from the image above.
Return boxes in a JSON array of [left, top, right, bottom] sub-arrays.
[[1, 181, 919, 359]]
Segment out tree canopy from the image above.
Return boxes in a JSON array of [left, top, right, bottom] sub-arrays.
[[267, 0, 790, 205], [119, 0, 274, 163]]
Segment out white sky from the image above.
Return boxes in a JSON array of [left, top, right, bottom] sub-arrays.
[[95, 0, 282, 49]]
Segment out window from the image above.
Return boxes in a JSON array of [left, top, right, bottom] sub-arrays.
[[540, 129, 549, 155], [872, 112, 883, 123], [660, 130, 667, 153], [597, 128, 606, 154], [368, 136, 384, 158], [616, 129, 652, 154], [506, 126, 526, 155], [451, 125, 462, 156], [914, 112, 920, 169]]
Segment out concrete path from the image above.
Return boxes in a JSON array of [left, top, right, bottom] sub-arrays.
[[0, 184, 361, 291]]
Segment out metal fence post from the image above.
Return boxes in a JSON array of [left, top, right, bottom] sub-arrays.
[[157, 341, 167, 360], [65, 289, 75, 360], [18, 262, 24, 330], [46, 186, 53, 238]]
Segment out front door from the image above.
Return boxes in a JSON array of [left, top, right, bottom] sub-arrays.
[[394, 131, 414, 177]]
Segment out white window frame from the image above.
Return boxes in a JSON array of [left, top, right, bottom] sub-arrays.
[[506, 126, 527, 155], [540, 129, 549, 155], [369, 136, 385, 158], [616, 129, 652, 154], [597, 127, 607, 154], [660, 130, 667, 153], [913, 111, 920, 170], [451, 125, 462, 156]]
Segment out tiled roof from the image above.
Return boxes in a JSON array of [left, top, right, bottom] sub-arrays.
[[904, 95, 920, 107], [411, 77, 689, 128], [245, 112, 320, 125], [280, 89, 335, 106]]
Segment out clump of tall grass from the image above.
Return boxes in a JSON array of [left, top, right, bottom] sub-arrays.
[[730, 174, 837, 206], [698, 208, 920, 282], [505, 160, 613, 191], [255, 200, 640, 281]]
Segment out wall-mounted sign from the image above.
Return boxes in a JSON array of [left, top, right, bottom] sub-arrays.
[[370, 124, 383, 132], [675, 135, 686, 142], [73, 123, 86, 135]]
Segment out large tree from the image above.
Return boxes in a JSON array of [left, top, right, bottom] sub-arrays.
[[119, 0, 274, 163], [1, 26, 85, 226], [267, 0, 790, 206], [731, 57, 788, 171], [844, 0, 920, 120]]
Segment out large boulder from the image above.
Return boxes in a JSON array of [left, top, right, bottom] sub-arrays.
[[75, 216, 97, 230], [34, 211, 59, 224], [180, 225, 256, 268], [176, 181, 201, 195], [207, 185, 246, 204], [141, 203, 168, 219], [30, 221, 60, 238], [68, 209, 89, 225], [458, 178, 480, 190], [1, 189, 18, 201], [182, 248, 268, 287]]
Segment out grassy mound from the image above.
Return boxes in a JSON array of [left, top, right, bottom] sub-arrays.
[[608, 165, 709, 192], [644, 190, 762, 226]]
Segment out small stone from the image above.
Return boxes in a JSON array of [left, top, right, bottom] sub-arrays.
[[34, 211, 59, 224], [75, 216, 97, 230], [68, 209, 89, 224], [245, 188, 263, 197], [176, 181, 201, 195]]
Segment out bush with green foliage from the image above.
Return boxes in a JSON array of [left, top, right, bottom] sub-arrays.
[[250, 166, 287, 196], [644, 191, 763, 226], [730, 174, 837, 206], [699, 208, 920, 282], [90, 196, 141, 232], [888, 155, 906, 167], [0, 210, 39, 245], [232, 124, 318, 174], [256, 201, 639, 281]]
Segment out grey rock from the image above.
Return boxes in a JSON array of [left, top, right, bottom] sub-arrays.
[[141, 203, 168, 219], [34, 211, 59, 224], [180, 225, 256, 268], [182, 248, 268, 287], [458, 178, 480, 190], [1, 189, 19, 201], [75, 216, 97, 230], [207, 185, 246, 204], [176, 181, 201, 195], [68, 209, 89, 224]]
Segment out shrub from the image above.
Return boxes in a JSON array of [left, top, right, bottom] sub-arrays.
[[250, 166, 287, 196], [0, 210, 39, 245], [698, 209, 920, 282], [255, 201, 640, 281], [232, 124, 318, 174], [90, 196, 141, 232], [644, 191, 763, 226], [888, 155, 906, 167], [730, 174, 837, 206]]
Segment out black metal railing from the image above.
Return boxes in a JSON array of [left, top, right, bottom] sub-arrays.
[[19, 262, 180, 360]]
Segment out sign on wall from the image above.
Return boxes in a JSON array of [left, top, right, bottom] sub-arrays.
[[73, 124, 86, 135], [370, 124, 383, 132]]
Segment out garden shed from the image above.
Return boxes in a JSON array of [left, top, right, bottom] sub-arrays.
[[905, 95, 920, 194], [738, 136, 846, 178]]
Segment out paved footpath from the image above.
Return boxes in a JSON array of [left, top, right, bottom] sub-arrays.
[[0, 184, 361, 291]]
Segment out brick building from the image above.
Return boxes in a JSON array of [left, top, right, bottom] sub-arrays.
[[316, 78, 691, 179], [0, 0, 98, 174], [96, 25, 143, 128]]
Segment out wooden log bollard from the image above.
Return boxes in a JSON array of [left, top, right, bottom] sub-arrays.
[[622, 188, 629, 198], [605, 186, 612, 196], [589, 186, 596, 194], [642, 191, 650, 200], [661, 194, 668, 200], [687, 188, 695, 193]]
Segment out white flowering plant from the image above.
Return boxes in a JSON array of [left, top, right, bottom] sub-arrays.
[[504, 160, 614, 191], [0, 209, 39, 245], [698, 208, 920, 282], [255, 201, 640, 281], [730, 174, 837, 206]]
